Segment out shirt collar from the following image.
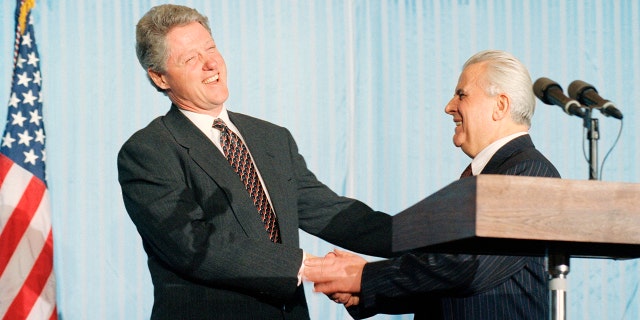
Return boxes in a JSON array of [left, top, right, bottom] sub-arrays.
[[471, 131, 528, 175], [179, 105, 235, 140]]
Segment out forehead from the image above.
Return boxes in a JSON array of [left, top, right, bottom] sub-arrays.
[[456, 62, 487, 91], [166, 22, 213, 50]]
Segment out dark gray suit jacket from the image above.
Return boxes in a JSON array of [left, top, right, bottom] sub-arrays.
[[352, 134, 560, 320], [118, 105, 393, 319]]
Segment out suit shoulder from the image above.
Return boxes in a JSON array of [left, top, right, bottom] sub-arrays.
[[503, 149, 561, 178], [229, 111, 291, 133], [119, 116, 171, 151]]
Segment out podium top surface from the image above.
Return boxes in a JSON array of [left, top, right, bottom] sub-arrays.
[[392, 175, 640, 259]]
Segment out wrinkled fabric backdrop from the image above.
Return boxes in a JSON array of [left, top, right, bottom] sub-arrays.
[[1, 1, 638, 319]]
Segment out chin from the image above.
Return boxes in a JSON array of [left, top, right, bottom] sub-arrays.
[[453, 137, 464, 148], [210, 94, 229, 105]]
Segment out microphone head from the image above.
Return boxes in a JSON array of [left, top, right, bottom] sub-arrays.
[[533, 77, 560, 105], [568, 80, 595, 100], [569, 80, 622, 119]]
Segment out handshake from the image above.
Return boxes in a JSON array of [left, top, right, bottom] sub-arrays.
[[302, 249, 368, 307]]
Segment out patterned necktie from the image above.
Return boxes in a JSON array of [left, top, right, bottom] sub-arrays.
[[213, 118, 281, 243], [460, 163, 473, 179]]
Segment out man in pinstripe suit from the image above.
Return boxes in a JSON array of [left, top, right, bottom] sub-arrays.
[[304, 50, 560, 319]]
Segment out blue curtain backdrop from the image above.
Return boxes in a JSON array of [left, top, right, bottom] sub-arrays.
[[1, 1, 638, 319]]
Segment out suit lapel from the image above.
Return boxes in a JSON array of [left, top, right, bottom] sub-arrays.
[[162, 106, 269, 240]]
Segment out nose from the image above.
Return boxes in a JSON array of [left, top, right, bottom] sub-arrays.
[[202, 54, 217, 70], [444, 98, 456, 115]]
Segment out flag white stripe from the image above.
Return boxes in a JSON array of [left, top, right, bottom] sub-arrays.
[[0, 162, 32, 235]]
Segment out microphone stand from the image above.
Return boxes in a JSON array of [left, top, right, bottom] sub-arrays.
[[549, 106, 599, 320], [583, 108, 599, 181]]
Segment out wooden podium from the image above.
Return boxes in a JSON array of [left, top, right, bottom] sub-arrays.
[[393, 175, 640, 320]]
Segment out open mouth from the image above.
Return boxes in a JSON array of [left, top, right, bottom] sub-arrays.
[[203, 74, 219, 84]]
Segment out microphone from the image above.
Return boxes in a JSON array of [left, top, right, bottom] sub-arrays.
[[568, 80, 623, 119], [533, 77, 585, 117]]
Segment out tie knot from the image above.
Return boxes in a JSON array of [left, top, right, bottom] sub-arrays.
[[460, 164, 473, 179], [213, 118, 227, 131]]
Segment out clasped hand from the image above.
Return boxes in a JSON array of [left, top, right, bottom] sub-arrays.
[[303, 249, 367, 307]]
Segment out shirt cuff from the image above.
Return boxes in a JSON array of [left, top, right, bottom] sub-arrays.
[[297, 251, 307, 286]]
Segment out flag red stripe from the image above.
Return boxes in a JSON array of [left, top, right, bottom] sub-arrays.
[[0, 154, 13, 184], [49, 306, 58, 320], [3, 229, 54, 320], [0, 176, 45, 276]]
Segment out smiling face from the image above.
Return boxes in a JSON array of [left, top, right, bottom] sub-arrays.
[[148, 21, 229, 116], [444, 62, 502, 158]]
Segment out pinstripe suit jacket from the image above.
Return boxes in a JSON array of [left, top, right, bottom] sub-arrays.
[[353, 134, 560, 320], [117, 105, 393, 320]]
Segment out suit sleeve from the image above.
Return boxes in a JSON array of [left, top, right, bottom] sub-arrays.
[[117, 127, 302, 302], [351, 253, 478, 318], [281, 128, 395, 258]]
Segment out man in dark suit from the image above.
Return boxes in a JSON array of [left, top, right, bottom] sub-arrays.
[[117, 4, 393, 320], [304, 50, 560, 319]]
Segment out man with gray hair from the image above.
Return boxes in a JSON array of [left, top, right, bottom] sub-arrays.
[[117, 4, 394, 319], [304, 50, 560, 319]]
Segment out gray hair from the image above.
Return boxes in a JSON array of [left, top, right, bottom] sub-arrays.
[[463, 50, 535, 127], [135, 4, 211, 91]]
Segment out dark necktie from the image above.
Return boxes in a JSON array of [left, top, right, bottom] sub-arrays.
[[213, 118, 281, 243], [460, 164, 473, 179]]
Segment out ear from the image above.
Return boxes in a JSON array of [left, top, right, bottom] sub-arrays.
[[492, 93, 510, 121], [148, 69, 169, 90]]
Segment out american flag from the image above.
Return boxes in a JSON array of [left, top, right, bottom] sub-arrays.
[[0, 0, 57, 319]]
